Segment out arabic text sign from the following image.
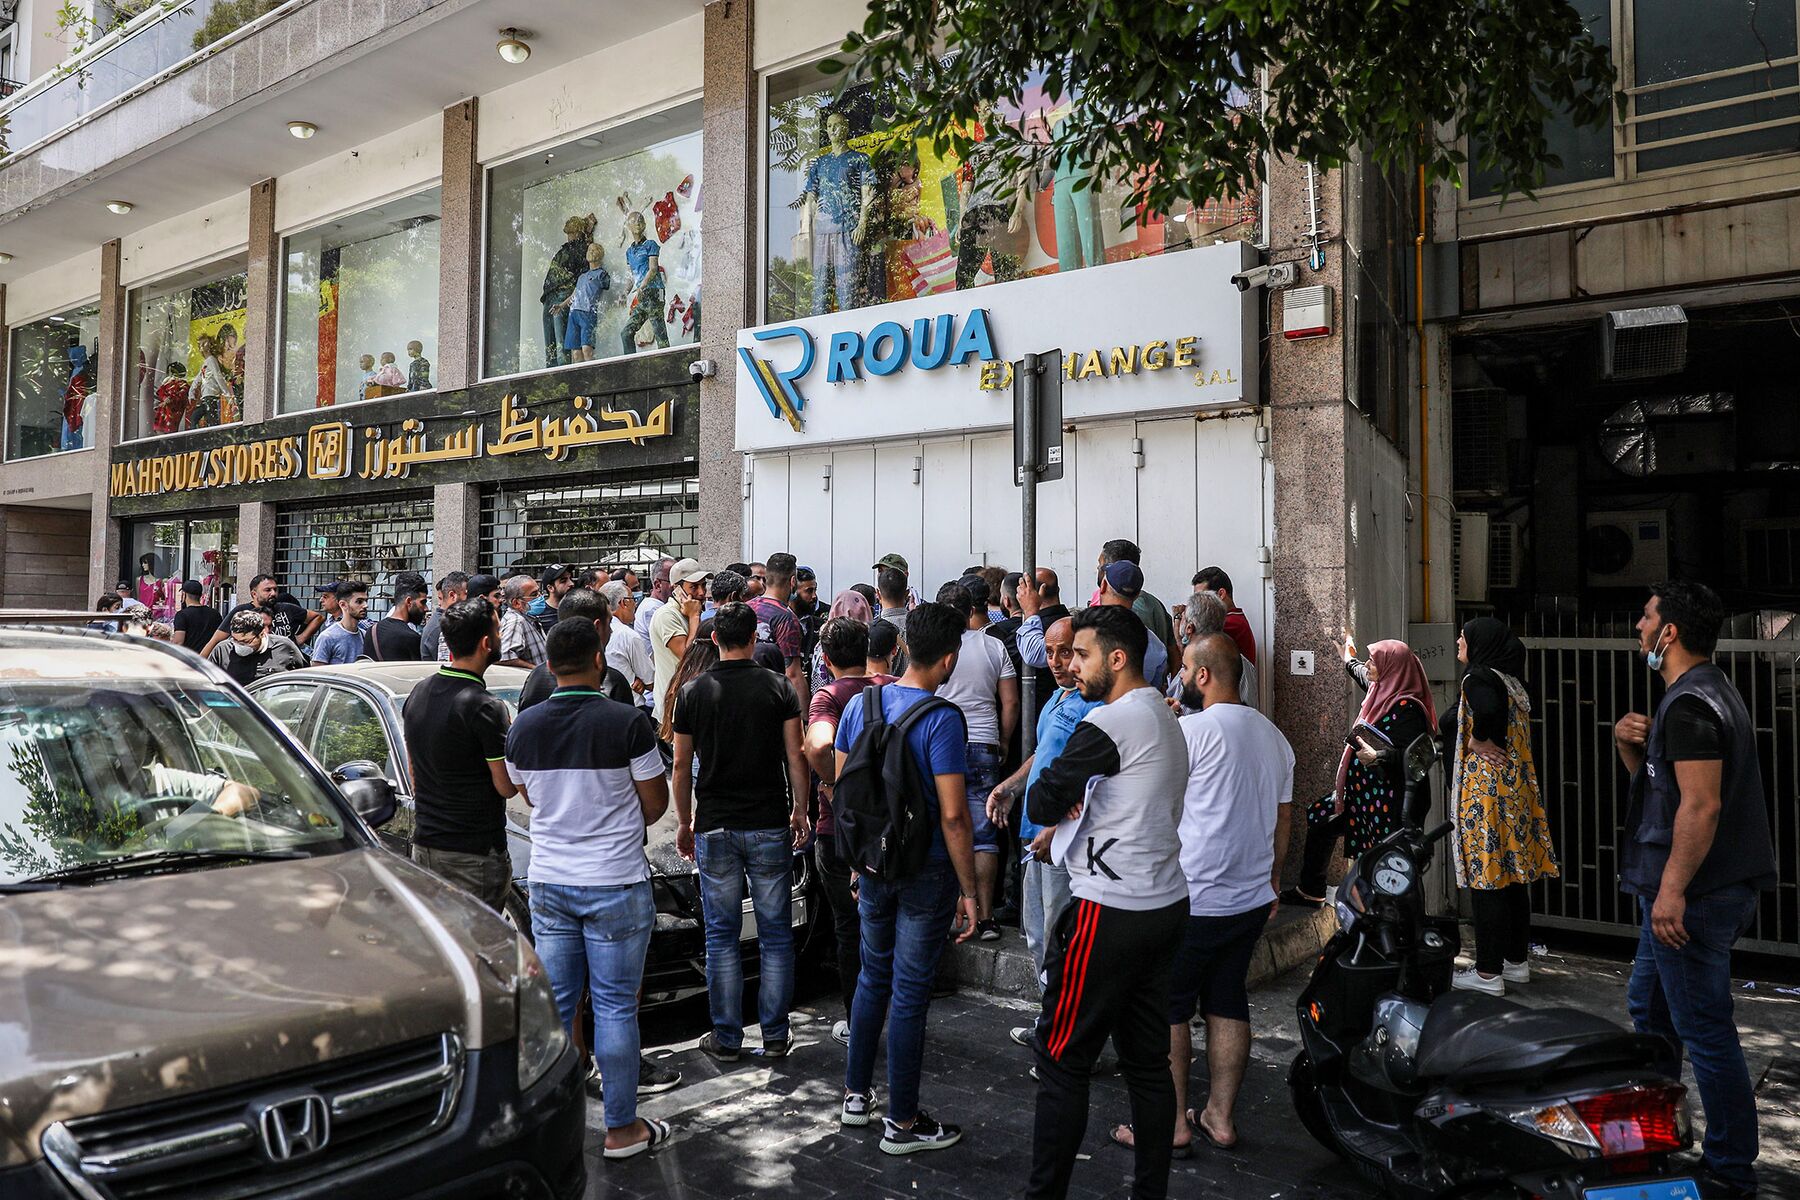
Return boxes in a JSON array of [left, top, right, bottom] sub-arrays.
[[108, 394, 675, 499]]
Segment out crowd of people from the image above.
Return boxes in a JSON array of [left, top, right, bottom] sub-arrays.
[[96, 551, 1776, 1197]]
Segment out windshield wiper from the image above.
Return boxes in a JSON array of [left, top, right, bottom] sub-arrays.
[[21, 848, 308, 887]]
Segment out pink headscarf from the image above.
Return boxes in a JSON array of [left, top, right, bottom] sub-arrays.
[[1334, 639, 1437, 806], [829, 589, 872, 623]]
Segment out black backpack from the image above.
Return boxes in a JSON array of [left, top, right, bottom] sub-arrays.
[[832, 684, 960, 881]]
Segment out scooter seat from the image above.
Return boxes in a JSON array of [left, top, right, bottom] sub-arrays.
[[1415, 991, 1673, 1085]]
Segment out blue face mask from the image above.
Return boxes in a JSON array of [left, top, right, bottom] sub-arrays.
[[1645, 625, 1671, 671]]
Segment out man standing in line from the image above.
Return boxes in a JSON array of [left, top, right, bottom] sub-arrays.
[[750, 552, 810, 710], [747, 562, 768, 598], [833, 602, 981, 1154], [311, 581, 369, 665], [650, 559, 709, 728], [498, 575, 548, 669], [1094, 562, 1168, 688], [1191, 566, 1256, 667], [506, 617, 673, 1160], [1092, 540, 1174, 660], [711, 571, 786, 673], [599, 580, 655, 711], [1111, 633, 1291, 1158], [802, 616, 895, 1046], [532, 564, 574, 632], [170, 579, 222, 649], [935, 579, 1018, 941], [517, 589, 636, 710], [791, 564, 828, 667], [988, 616, 1096, 1046], [1176, 591, 1260, 714], [368, 571, 429, 661], [402, 597, 518, 912], [420, 570, 468, 662], [875, 566, 913, 673], [1614, 581, 1776, 1200], [1023, 606, 1189, 1200], [1013, 568, 1069, 678], [438, 574, 501, 662], [671, 601, 809, 1060], [637, 558, 673, 652]]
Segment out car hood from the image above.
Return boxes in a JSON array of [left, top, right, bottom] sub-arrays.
[[0, 849, 520, 1167]]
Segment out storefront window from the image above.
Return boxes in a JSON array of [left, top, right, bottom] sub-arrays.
[[484, 104, 703, 378], [4, 304, 102, 460], [125, 515, 239, 619], [280, 188, 441, 413], [763, 62, 1256, 323], [124, 261, 250, 440]]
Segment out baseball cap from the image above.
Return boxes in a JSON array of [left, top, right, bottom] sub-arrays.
[[316, 579, 344, 595], [180, 579, 204, 597], [872, 553, 909, 574], [538, 562, 572, 587], [115, 580, 131, 590], [669, 558, 711, 585], [467, 573, 502, 596], [1103, 560, 1144, 599]]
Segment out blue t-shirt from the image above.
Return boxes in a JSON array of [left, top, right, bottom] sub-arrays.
[[835, 683, 967, 859], [624, 239, 661, 287], [312, 621, 365, 666], [1020, 687, 1103, 840], [804, 149, 872, 225], [570, 265, 612, 312]]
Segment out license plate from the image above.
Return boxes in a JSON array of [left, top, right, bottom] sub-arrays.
[[1582, 1179, 1699, 1200]]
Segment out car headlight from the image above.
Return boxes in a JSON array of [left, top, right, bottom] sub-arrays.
[[515, 935, 568, 1093]]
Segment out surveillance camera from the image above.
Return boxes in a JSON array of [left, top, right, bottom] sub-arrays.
[[688, 358, 718, 380], [1230, 262, 1299, 292]]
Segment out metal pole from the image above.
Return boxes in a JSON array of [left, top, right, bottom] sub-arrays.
[[1020, 353, 1039, 756]]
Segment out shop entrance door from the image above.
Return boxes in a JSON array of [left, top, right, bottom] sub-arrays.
[[124, 513, 239, 619]]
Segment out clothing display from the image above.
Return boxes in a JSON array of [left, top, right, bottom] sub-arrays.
[[1052, 149, 1105, 272], [407, 351, 432, 392], [620, 236, 669, 354], [60, 346, 93, 451], [540, 233, 591, 368]]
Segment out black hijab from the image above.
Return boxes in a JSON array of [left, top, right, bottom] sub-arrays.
[[1462, 616, 1526, 686]]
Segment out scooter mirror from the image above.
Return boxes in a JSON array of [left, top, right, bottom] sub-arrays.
[[1404, 733, 1438, 783]]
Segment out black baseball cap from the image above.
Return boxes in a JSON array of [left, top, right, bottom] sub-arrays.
[[180, 579, 203, 597], [539, 563, 572, 588], [467, 573, 502, 596]]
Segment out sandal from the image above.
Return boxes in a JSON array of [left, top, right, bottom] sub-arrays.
[[1186, 1109, 1239, 1152], [1108, 1124, 1193, 1160], [602, 1116, 672, 1160]]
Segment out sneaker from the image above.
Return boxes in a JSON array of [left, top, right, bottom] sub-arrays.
[[756, 1038, 790, 1059], [1009, 1025, 1034, 1048], [841, 1087, 880, 1128], [697, 1032, 741, 1062], [583, 1059, 603, 1101], [977, 919, 1001, 942], [1451, 967, 1506, 996], [638, 1057, 681, 1095], [880, 1110, 962, 1155], [832, 1020, 851, 1047], [1502, 959, 1530, 985]]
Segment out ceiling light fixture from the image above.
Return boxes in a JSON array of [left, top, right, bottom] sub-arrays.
[[0, 253, 12, 264], [106, 200, 134, 215], [287, 120, 317, 139], [496, 27, 531, 64]]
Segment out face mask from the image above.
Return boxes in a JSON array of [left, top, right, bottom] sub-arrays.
[[1646, 625, 1671, 671], [229, 640, 257, 656]]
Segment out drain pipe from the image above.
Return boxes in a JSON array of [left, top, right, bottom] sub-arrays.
[[1415, 152, 1433, 620]]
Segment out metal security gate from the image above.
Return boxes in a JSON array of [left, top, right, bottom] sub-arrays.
[[1524, 634, 1800, 957], [479, 473, 699, 581], [274, 494, 434, 623]]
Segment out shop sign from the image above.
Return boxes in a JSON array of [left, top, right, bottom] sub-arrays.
[[734, 240, 1257, 453], [110, 394, 674, 499]]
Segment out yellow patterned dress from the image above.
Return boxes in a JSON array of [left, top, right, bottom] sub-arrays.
[[1449, 672, 1560, 890]]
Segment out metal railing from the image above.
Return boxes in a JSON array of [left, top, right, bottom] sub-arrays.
[[1523, 633, 1799, 957]]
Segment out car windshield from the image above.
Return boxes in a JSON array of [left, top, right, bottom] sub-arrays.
[[0, 679, 356, 886]]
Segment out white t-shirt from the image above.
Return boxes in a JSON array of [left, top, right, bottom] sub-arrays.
[[1177, 702, 1295, 916], [607, 616, 654, 700], [937, 627, 1017, 745]]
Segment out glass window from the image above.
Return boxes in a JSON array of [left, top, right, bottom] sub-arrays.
[[126, 515, 238, 618], [280, 188, 441, 413], [5, 303, 102, 460], [1469, 0, 1615, 197], [763, 62, 1256, 323], [1633, 0, 1800, 173], [484, 105, 703, 377], [255, 683, 318, 738], [312, 688, 395, 780], [124, 260, 250, 439]]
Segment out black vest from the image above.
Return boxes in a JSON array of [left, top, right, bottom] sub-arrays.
[[1622, 662, 1777, 898]]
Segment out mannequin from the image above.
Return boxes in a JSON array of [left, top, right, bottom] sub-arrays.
[[955, 100, 1029, 290], [791, 111, 874, 315], [406, 340, 432, 392], [138, 552, 181, 621], [60, 344, 92, 451], [153, 362, 191, 434], [619, 211, 669, 355], [541, 214, 596, 368]]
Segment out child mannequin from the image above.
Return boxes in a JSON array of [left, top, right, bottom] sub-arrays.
[[357, 354, 377, 401], [560, 243, 613, 363], [406, 340, 432, 392], [373, 351, 407, 390]]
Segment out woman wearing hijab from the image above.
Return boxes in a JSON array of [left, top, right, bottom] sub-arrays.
[[1442, 617, 1559, 995], [810, 589, 873, 691], [1282, 637, 1436, 908]]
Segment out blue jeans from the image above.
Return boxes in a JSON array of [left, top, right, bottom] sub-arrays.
[[696, 828, 795, 1049], [527, 879, 653, 1131], [1626, 885, 1760, 1190], [541, 299, 570, 368], [846, 858, 957, 1123], [965, 742, 1003, 854]]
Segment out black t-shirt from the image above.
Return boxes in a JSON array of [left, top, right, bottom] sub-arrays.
[[402, 669, 512, 853], [367, 617, 423, 661], [672, 658, 801, 831], [1662, 694, 1725, 761], [171, 604, 222, 647], [518, 664, 634, 711], [229, 601, 310, 643]]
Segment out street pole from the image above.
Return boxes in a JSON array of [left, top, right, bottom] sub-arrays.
[[1020, 352, 1039, 757]]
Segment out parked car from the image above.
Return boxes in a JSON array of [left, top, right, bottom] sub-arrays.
[[0, 627, 585, 1200], [246, 662, 815, 1006]]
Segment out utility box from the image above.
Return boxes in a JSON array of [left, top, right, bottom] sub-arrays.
[[1283, 285, 1334, 340]]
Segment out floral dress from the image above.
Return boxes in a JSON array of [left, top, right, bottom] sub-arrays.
[[1449, 672, 1560, 890], [1307, 693, 1429, 859]]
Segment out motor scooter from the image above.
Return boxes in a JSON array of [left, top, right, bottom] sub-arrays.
[[1290, 732, 1697, 1199]]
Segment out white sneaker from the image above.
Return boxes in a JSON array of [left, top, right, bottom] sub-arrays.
[[832, 1020, 851, 1047], [1502, 959, 1530, 985], [841, 1087, 880, 1127], [1452, 967, 1505, 996]]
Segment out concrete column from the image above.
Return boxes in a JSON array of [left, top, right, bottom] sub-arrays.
[[437, 99, 480, 392], [242, 177, 280, 424], [236, 501, 277, 607], [696, 0, 755, 564], [433, 482, 481, 578], [87, 240, 126, 600]]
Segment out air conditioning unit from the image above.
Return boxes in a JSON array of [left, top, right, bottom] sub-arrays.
[[1489, 520, 1523, 590], [1601, 306, 1688, 380], [1454, 511, 1490, 602], [1453, 387, 1509, 498], [1585, 509, 1669, 587]]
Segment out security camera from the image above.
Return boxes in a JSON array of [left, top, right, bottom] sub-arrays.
[[1230, 262, 1299, 292], [688, 358, 718, 380]]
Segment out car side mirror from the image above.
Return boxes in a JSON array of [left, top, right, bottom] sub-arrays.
[[339, 776, 397, 827], [1404, 733, 1438, 784]]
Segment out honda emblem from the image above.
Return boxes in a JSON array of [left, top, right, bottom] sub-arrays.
[[254, 1092, 330, 1162]]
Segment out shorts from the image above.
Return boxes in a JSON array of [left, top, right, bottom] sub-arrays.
[[964, 742, 1003, 854], [563, 307, 597, 351], [1166, 904, 1272, 1024]]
